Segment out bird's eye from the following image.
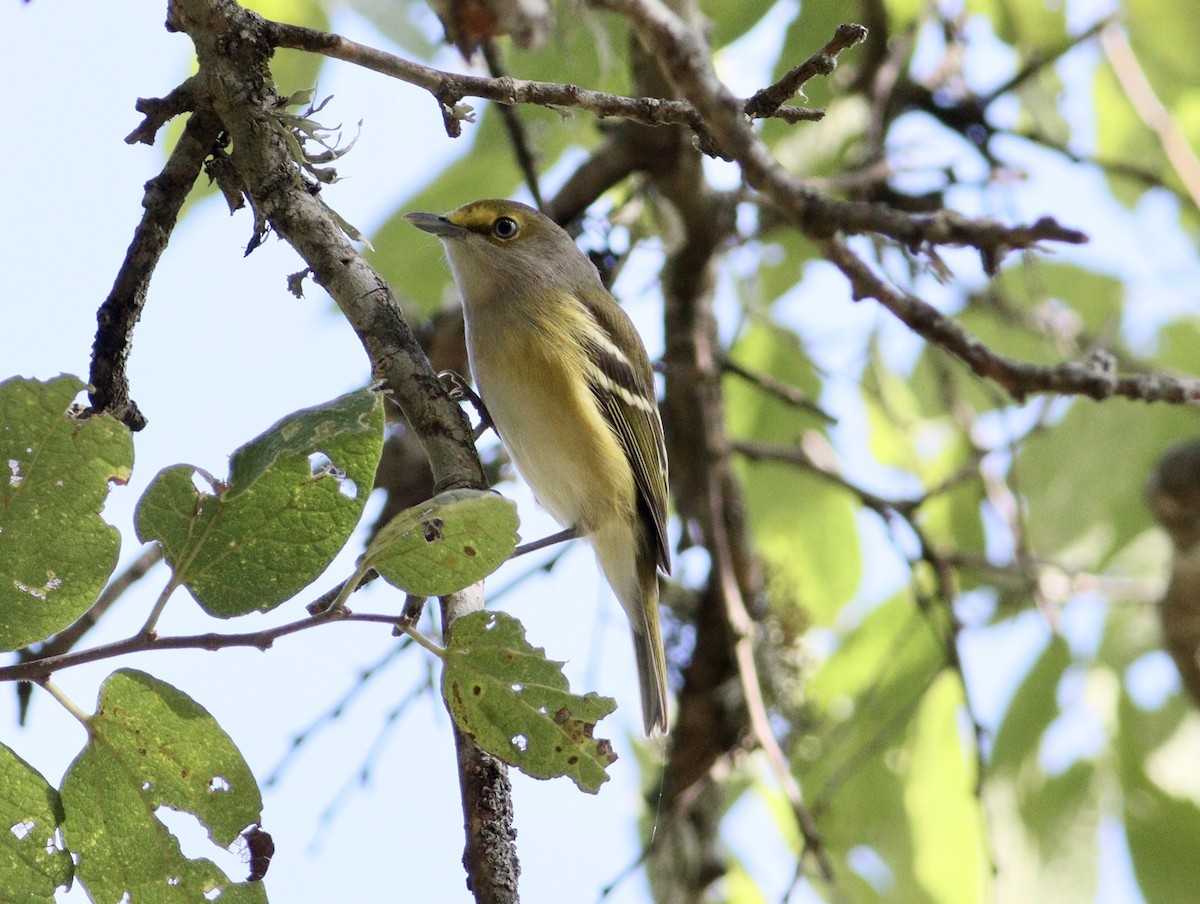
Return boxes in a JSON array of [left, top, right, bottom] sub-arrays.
[[492, 216, 520, 240]]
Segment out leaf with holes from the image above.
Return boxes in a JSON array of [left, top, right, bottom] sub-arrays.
[[443, 611, 617, 794], [59, 670, 266, 903], [135, 387, 384, 617], [0, 374, 133, 651], [0, 743, 73, 899], [362, 489, 519, 597]]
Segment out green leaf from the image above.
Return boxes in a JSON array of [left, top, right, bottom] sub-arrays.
[[0, 744, 73, 901], [989, 635, 1070, 776], [1125, 0, 1200, 102], [442, 611, 617, 793], [755, 229, 821, 308], [0, 375, 133, 652], [904, 673, 985, 902], [1154, 317, 1200, 376], [1121, 758, 1200, 904], [348, 0, 438, 57], [701, 0, 778, 49], [985, 761, 1099, 902], [1014, 397, 1197, 568], [136, 387, 384, 617], [794, 593, 948, 901], [966, 0, 1066, 53], [60, 670, 266, 904], [363, 488, 519, 597]]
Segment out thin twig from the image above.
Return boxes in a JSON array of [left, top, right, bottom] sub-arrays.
[[1101, 25, 1200, 212], [0, 606, 400, 683], [980, 14, 1116, 105], [512, 527, 577, 558], [720, 357, 836, 422], [744, 23, 868, 119], [481, 38, 544, 209]]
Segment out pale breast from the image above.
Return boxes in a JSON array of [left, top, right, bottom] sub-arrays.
[[466, 318, 635, 535]]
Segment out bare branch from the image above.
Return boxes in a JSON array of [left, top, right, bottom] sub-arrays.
[[1101, 25, 1200, 212], [481, 38, 544, 209], [264, 19, 822, 138], [720, 357, 836, 423], [126, 76, 200, 145], [744, 22, 868, 119], [827, 236, 1200, 404], [591, 0, 1086, 270], [86, 107, 223, 431], [0, 607, 393, 683]]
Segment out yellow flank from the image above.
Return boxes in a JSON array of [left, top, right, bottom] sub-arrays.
[[467, 294, 635, 534]]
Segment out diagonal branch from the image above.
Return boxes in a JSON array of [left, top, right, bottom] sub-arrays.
[[744, 22, 868, 119], [826, 236, 1200, 404], [1101, 25, 1200, 212], [86, 106, 222, 431]]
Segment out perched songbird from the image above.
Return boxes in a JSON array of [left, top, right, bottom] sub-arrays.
[[406, 200, 672, 734]]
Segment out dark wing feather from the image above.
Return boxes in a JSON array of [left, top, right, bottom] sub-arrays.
[[578, 296, 671, 575]]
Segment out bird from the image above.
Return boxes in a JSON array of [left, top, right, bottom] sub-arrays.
[[406, 199, 672, 734]]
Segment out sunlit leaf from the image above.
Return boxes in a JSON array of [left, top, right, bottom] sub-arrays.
[[0, 744, 73, 900], [60, 670, 266, 904], [136, 387, 384, 617], [904, 673, 986, 902], [0, 375, 133, 652], [363, 488, 519, 596], [443, 611, 617, 793]]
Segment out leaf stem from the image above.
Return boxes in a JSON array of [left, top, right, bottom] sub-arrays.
[[39, 679, 92, 727], [400, 624, 446, 659], [137, 574, 179, 637]]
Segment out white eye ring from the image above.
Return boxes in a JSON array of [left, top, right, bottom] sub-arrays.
[[492, 217, 520, 240]]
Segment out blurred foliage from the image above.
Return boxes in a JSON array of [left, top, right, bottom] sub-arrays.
[[8, 0, 1200, 901]]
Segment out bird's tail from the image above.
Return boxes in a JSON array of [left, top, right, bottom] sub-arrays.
[[631, 564, 669, 735], [592, 520, 670, 734]]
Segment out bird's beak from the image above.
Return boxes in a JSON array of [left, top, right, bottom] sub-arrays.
[[404, 212, 468, 239]]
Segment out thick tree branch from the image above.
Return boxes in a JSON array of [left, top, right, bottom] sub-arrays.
[[165, 1, 511, 899]]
